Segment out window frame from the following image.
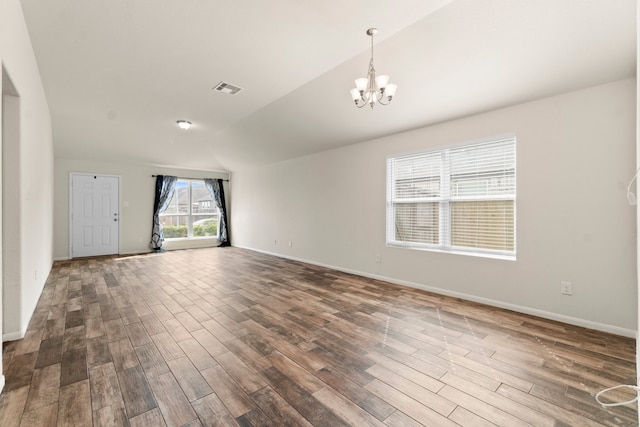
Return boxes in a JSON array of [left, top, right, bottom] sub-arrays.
[[386, 135, 516, 260], [160, 178, 220, 241]]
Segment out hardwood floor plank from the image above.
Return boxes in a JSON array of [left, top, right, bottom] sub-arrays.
[[175, 311, 205, 332], [25, 363, 61, 412], [182, 304, 213, 324], [163, 318, 193, 342], [166, 356, 213, 401], [438, 384, 533, 427], [13, 329, 44, 356], [87, 336, 113, 367], [440, 372, 556, 426], [243, 319, 326, 373], [312, 386, 387, 427], [60, 348, 89, 387], [249, 386, 313, 427], [0, 386, 30, 427], [366, 351, 444, 394], [62, 325, 86, 353], [496, 384, 610, 427], [93, 404, 128, 427], [89, 362, 124, 411], [261, 366, 351, 427], [85, 316, 106, 339], [125, 321, 152, 347], [191, 328, 228, 358], [34, 337, 64, 369], [315, 366, 396, 422], [119, 305, 141, 326], [58, 379, 92, 427], [147, 372, 198, 427], [201, 318, 236, 342], [447, 406, 497, 426], [104, 318, 128, 342], [365, 379, 458, 427], [382, 410, 429, 427], [150, 304, 174, 321], [117, 365, 157, 418], [151, 332, 185, 361], [200, 365, 256, 418], [20, 402, 58, 427], [235, 407, 277, 427], [366, 364, 455, 417], [1, 248, 635, 427], [85, 302, 102, 319], [464, 350, 570, 395], [129, 408, 167, 427], [215, 351, 267, 394], [441, 350, 534, 393], [191, 392, 241, 427], [140, 314, 167, 336], [224, 338, 272, 372], [109, 338, 139, 372], [100, 304, 122, 322], [65, 309, 84, 329], [178, 338, 218, 371]]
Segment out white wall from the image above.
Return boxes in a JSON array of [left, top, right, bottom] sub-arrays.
[[0, 0, 54, 345], [636, 0, 639, 398], [53, 158, 230, 259], [232, 78, 637, 336]]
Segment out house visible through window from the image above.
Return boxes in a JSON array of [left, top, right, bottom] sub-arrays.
[[160, 179, 220, 239], [386, 135, 516, 258]]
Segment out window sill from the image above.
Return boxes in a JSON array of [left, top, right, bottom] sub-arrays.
[[387, 242, 516, 261], [162, 237, 220, 251]]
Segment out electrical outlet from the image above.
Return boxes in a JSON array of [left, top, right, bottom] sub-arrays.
[[288, 241, 292, 248], [375, 254, 381, 263], [560, 281, 573, 295]]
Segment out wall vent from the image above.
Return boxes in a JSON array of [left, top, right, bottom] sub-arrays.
[[212, 81, 243, 95]]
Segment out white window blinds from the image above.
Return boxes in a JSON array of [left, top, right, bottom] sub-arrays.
[[387, 136, 516, 258]]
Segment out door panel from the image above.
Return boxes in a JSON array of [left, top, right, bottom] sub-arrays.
[[71, 174, 119, 257]]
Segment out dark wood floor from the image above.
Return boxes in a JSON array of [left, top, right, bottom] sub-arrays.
[[0, 247, 636, 426]]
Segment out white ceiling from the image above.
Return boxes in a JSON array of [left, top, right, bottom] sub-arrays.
[[20, 0, 637, 172]]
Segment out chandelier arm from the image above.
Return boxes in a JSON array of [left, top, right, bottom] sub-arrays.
[[354, 99, 368, 108], [376, 96, 392, 106]]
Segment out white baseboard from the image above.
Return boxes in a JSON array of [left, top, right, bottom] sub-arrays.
[[236, 245, 636, 338], [3, 329, 25, 342], [118, 250, 153, 256], [3, 280, 41, 342]]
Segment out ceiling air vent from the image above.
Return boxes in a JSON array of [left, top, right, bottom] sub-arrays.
[[212, 81, 243, 95]]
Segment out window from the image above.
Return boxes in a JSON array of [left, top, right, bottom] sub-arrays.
[[387, 136, 516, 258], [160, 179, 220, 239]]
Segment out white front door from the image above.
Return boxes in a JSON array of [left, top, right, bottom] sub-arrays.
[[71, 174, 119, 258]]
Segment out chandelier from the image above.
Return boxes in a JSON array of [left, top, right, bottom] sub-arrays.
[[350, 28, 397, 109]]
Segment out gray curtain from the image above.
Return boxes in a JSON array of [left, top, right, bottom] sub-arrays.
[[204, 178, 230, 246], [150, 175, 178, 252]]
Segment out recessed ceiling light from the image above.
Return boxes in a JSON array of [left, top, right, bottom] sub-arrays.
[[176, 120, 192, 130]]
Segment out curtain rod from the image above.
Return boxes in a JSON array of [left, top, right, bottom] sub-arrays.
[[152, 175, 229, 182]]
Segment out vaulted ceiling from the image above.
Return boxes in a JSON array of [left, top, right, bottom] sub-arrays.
[[20, 0, 637, 172]]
